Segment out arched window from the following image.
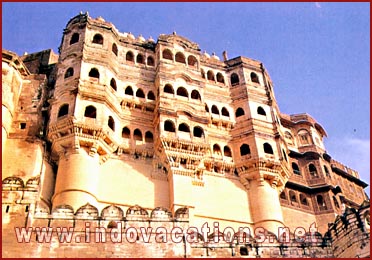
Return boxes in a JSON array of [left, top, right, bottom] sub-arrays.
[[263, 143, 274, 154], [289, 190, 297, 203], [298, 129, 311, 145], [122, 127, 130, 138], [292, 163, 301, 175], [211, 105, 219, 115], [221, 107, 229, 117], [187, 55, 197, 67], [110, 78, 117, 91], [191, 90, 201, 100], [136, 88, 145, 98], [257, 106, 266, 116], [193, 126, 204, 138], [235, 107, 245, 117], [89, 68, 99, 79], [162, 49, 173, 60], [207, 70, 215, 81], [178, 123, 190, 132], [84, 105, 97, 118], [309, 164, 318, 177], [136, 54, 145, 64], [92, 34, 103, 44], [250, 72, 260, 84], [231, 73, 240, 85], [175, 52, 186, 64], [213, 144, 221, 155], [64, 67, 74, 78], [164, 84, 174, 94], [108, 116, 115, 131], [177, 87, 188, 98], [324, 165, 330, 177], [300, 194, 308, 205], [316, 195, 327, 210], [164, 120, 175, 132], [280, 191, 287, 200], [147, 91, 155, 101], [133, 129, 142, 141], [285, 131, 293, 142], [216, 73, 224, 83], [224, 146, 232, 157], [70, 33, 79, 45], [58, 104, 69, 118], [126, 51, 134, 62], [147, 56, 155, 66], [112, 43, 118, 56], [145, 131, 153, 143], [240, 144, 251, 156], [125, 86, 134, 96]]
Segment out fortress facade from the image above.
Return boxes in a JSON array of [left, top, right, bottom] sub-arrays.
[[2, 13, 370, 257]]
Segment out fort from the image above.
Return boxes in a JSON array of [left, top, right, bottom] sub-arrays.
[[2, 12, 370, 257]]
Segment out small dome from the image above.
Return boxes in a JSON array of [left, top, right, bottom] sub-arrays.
[[127, 32, 135, 40], [147, 36, 155, 43], [137, 34, 145, 42], [211, 52, 220, 60], [203, 51, 210, 58]]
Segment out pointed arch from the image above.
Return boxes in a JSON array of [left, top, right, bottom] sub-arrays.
[[133, 129, 143, 141], [110, 78, 117, 91], [177, 87, 188, 98], [175, 52, 186, 64], [136, 88, 145, 98], [92, 34, 103, 44], [126, 51, 134, 62], [112, 43, 118, 56], [235, 107, 245, 117], [70, 33, 79, 45]]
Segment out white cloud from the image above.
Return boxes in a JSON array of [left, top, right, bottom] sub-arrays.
[[325, 137, 370, 195], [315, 2, 321, 9]]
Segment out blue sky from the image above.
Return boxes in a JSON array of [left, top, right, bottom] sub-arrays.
[[2, 2, 370, 194]]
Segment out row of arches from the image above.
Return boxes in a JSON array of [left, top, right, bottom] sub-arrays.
[[122, 127, 154, 143], [212, 144, 232, 157], [124, 86, 155, 100], [280, 189, 310, 207], [162, 49, 198, 68], [163, 120, 204, 138], [291, 162, 330, 178], [50, 203, 187, 220], [69, 33, 156, 67], [71, 67, 156, 100], [69, 33, 261, 89], [2, 176, 39, 190], [280, 190, 328, 211], [163, 84, 201, 100], [205, 104, 267, 119], [201, 69, 226, 84], [92, 33, 155, 66]]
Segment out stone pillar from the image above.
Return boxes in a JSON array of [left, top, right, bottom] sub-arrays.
[[52, 147, 100, 211], [248, 178, 284, 234]]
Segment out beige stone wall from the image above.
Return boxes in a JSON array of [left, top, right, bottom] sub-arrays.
[[98, 156, 169, 210], [281, 206, 318, 233], [2, 139, 44, 179], [192, 174, 253, 231]]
